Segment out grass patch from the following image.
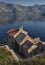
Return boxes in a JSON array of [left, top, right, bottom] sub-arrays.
[[0, 45, 45, 65]]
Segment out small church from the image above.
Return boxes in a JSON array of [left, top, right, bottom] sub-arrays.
[[6, 26, 44, 57]]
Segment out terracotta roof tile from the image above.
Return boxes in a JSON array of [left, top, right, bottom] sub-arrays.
[[9, 31, 18, 36], [7, 28, 16, 34], [7, 28, 19, 37]]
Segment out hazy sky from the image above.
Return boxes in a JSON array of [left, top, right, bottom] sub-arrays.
[[0, 0, 45, 6]]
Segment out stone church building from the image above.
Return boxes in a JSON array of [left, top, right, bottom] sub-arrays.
[[6, 26, 45, 57]]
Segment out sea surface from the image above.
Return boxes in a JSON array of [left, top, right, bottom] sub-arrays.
[[0, 20, 45, 42]]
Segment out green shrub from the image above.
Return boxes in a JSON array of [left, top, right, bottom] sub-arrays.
[[0, 45, 45, 65]]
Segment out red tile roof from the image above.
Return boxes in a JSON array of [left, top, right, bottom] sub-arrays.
[[7, 28, 19, 37], [7, 28, 16, 34]]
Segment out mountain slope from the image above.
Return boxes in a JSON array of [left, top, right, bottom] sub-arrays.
[[0, 2, 45, 23], [0, 45, 45, 65]]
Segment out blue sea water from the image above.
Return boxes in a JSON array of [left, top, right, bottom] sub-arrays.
[[0, 20, 45, 41]]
